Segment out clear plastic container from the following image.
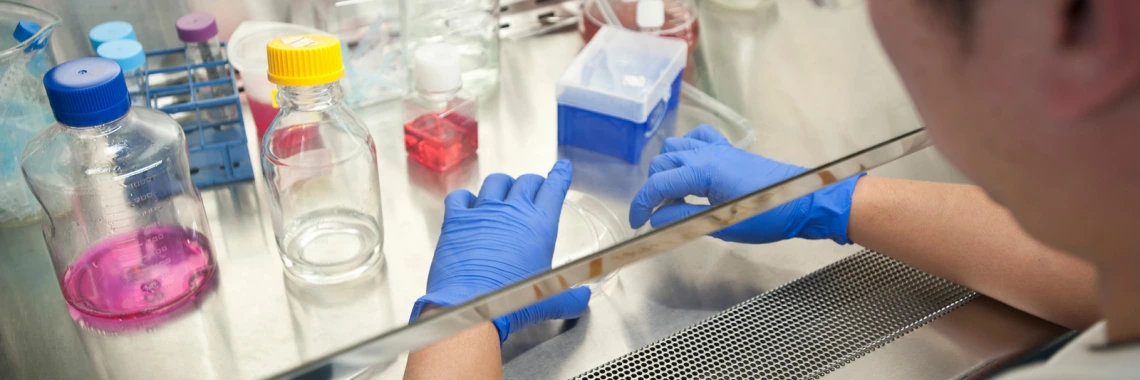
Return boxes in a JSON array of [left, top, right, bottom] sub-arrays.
[[400, 0, 500, 96], [96, 39, 146, 105], [403, 42, 478, 172], [262, 34, 384, 284], [21, 57, 216, 319], [557, 26, 688, 163], [228, 21, 329, 140]]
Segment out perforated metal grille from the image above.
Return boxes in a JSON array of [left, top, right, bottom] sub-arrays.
[[573, 250, 977, 380]]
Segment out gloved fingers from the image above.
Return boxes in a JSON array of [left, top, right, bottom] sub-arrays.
[[540, 287, 592, 321], [629, 166, 704, 228], [648, 151, 690, 177], [443, 189, 477, 219], [476, 173, 515, 206], [661, 136, 707, 153], [507, 174, 546, 203], [684, 124, 730, 145], [649, 202, 709, 229], [535, 159, 573, 217]]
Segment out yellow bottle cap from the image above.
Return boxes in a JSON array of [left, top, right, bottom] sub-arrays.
[[266, 34, 344, 87]]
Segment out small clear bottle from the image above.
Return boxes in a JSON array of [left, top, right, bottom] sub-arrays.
[[263, 34, 384, 284], [403, 43, 478, 172], [21, 57, 216, 319], [88, 20, 136, 51], [96, 39, 147, 106]]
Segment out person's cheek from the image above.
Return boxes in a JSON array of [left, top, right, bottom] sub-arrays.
[[869, 1, 985, 181]]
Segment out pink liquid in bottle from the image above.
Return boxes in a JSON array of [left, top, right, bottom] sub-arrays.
[[404, 111, 478, 172], [62, 225, 216, 319]]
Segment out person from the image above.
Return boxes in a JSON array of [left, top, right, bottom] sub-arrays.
[[404, 0, 1140, 378]]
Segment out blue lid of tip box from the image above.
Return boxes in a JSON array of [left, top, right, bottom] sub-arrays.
[[556, 26, 688, 164]]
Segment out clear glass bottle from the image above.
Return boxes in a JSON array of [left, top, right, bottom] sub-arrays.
[[400, 0, 500, 96], [404, 42, 478, 172], [21, 57, 216, 319], [262, 34, 384, 284], [96, 39, 147, 106]]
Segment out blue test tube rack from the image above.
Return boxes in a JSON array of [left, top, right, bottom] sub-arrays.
[[142, 43, 254, 188]]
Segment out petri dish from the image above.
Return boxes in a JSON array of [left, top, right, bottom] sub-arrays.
[[552, 190, 626, 296], [675, 82, 756, 149]]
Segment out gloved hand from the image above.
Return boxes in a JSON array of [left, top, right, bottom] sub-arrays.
[[629, 125, 864, 245], [410, 159, 591, 343]]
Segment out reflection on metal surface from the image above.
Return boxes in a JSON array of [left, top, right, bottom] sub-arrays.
[[284, 264, 397, 378], [499, 0, 583, 40], [272, 129, 932, 379], [574, 250, 976, 379]]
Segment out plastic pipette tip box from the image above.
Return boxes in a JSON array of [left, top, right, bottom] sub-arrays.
[[556, 26, 687, 164]]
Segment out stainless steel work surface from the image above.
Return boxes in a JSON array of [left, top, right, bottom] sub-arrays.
[[1, 1, 1065, 379]]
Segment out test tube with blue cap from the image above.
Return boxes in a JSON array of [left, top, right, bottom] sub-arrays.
[[88, 21, 136, 51], [13, 20, 40, 43], [13, 20, 50, 75], [97, 39, 147, 106]]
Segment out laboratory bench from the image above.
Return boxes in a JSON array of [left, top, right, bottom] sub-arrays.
[[0, 1, 1067, 379]]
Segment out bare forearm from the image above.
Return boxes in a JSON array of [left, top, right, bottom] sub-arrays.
[[404, 320, 502, 380], [848, 176, 1099, 329]]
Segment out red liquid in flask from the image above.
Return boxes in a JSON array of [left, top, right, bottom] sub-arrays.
[[62, 225, 216, 319], [248, 98, 278, 140], [404, 112, 478, 172]]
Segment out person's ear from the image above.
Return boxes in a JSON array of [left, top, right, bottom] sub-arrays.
[[1048, 0, 1140, 119]]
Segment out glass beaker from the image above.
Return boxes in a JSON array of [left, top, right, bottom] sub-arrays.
[[298, 0, 406, 107], [579, 0, 699, 55], [400, 0, 500, 96], [0, 2, 59, 226]]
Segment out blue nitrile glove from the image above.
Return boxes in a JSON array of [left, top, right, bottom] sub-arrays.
[[410, 159, 591, 343], [629, 125, 865, 245]]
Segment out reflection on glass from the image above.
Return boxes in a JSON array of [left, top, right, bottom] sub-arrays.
[[285, 266, 396, 377]]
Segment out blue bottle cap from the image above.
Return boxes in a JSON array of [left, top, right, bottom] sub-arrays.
[[13, 20, 41, 43], [88, 21, 136, 50], [44, 58, 131, 127], [96, 39, 146, 72]]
